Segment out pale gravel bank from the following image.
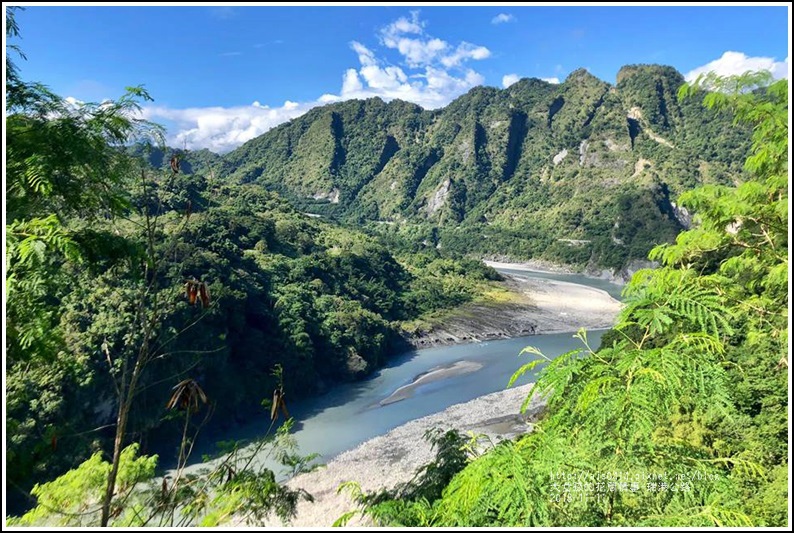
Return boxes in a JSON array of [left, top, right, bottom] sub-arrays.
[[406, 270, 623, 349], [508, 276, 622, 333], [483, 259, 580, 275], [379, 360, 484, 406], [484, 258, 658, 286], [259, 383, 543, 527]]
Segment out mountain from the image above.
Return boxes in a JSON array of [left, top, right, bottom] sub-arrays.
[[207, 64, 750, 272]]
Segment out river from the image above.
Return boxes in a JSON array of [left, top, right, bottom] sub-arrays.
[[181, 267, 621, 478]]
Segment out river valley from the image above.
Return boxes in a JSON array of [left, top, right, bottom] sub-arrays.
[[181, 264, 623, 526]]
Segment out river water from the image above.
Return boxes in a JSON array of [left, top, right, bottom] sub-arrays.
[[183, 267, 621, 477]]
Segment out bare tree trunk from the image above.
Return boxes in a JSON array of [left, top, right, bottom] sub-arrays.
[[100, 400, 130, 526], [100, 354, 145, 526], [100, 170, 194, 525]]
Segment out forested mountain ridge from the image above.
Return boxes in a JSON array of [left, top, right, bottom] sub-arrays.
[[211, 64, 751, 272]]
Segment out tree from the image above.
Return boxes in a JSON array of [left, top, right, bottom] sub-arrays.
[[6, 5, 159, 511], [6, 8, 162, 368], [6, 12, 323, 526], [5, 9, 195, 524]]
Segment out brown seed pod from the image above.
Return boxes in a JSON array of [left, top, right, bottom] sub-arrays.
[[280, 394, 289, 419], [270, 389, 281, 421], [270, 388, 289, 421], [185, 281, 198, 305], [166, 378, 208, 413], [199, 282, 211, 308]]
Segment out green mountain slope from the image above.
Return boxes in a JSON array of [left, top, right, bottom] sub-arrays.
[[218, 64, 750, 272]]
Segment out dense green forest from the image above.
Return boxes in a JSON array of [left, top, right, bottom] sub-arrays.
[[4, 6, 788, 528], [337, 73, 789, 527], [5, 11, 502, 524]]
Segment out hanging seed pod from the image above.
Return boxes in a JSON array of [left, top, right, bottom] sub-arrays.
[[166, 378, 208, 413], [279, 392, 290, 419], [270, 388, 289, 421], [270, 389, 281, 421], [185, 280, 200, 305], [199, 282, 211, 308]]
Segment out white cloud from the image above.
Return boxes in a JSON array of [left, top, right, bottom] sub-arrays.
[[491, 13, 515, 25], [685, 51, 789, 82], [382, 11, 424, 41], [440, 42, 491, 68], [392, 37, 448, 68], [351, 41, 377, 67], [380, 12, 441, 68], [341, 69, 363, 94], [359, 64, 409, 91], [541, 77, 560, 84], [342, 14, 490, 108], [141, 101, 314, 153], [502, 74, 521, 88], [424, 67, 483, 95], [379, 10, 490, 69], [144, 12, 492, 152], [64, 96, 85, 108]]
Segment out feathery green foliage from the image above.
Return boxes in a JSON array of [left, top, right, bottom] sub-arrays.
[[9, 418, 318, 527], [10, 444, 157, 527]]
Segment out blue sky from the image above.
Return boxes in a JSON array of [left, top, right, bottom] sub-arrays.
[[9, 5, 790, 152]]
